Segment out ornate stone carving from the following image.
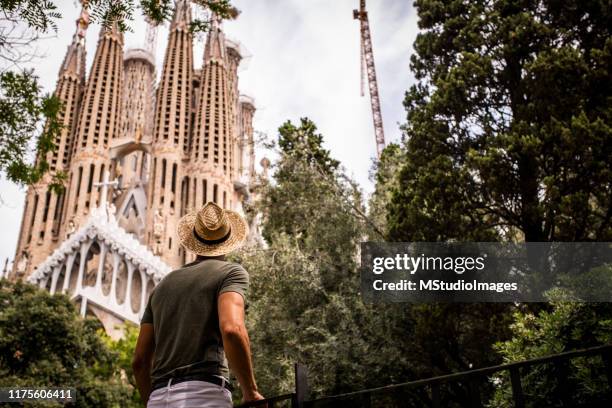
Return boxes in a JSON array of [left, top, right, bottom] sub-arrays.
[[29, 203, 171, 288], [66, 217, 79, 238], [15, 250, 29, 277], [153, 209, 164, 241]]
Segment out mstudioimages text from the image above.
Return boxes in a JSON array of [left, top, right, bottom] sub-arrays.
[[372, 279, 518, 293], [372, 253, 487, 275]]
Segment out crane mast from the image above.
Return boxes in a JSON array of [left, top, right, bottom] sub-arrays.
[[354, 0, 386, 158]]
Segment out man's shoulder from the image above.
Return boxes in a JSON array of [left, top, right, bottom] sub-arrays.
[[222, 260, 248, 273]]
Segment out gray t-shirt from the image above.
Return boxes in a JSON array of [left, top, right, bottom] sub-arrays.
[[141, 258, 249, 382]]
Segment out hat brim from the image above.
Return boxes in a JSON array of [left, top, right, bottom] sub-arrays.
[[177, 209, 249, 256]]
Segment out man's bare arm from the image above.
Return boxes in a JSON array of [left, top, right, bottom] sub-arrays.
[[218, 291, 264, 403], [132, 323, 155, 405]]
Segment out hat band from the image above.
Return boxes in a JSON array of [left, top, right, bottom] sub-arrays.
[[193, 226, 232, 245]]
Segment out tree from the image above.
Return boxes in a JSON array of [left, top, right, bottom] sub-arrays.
[[367, 143, 403, 235], [387, 0, 612, 242], [276, 118, 340, 175], [236, 118, 388, 398], [0, 279, 134, 407], [491, 291, 612, 407], [241, 118, 517, 406], [259, 118, 364, 292], [98, 323, 143, 407], [369, 1, 612, 405]]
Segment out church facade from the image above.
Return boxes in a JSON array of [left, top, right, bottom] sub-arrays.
[[6, 1, 262, 335]]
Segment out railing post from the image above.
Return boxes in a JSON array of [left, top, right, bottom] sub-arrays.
[[294, 363, 309, 408], [554, 359, 571, 406], [601, 349, 612, 401], [467, 377, 482, 408], [431, 383, 441, 408], [361, 393, 372, 408], [509, 367, 525, 408]]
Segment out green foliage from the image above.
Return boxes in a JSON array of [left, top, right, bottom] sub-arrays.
[[0, 0, 237, 35], [100, 323, 141, 407], [277, 118, 340, 174], [0, 70, 65, 192], [101, 0, 237, 33], [0, 279, 134, 407], [369, 3, 612, 402], [189, 0, 239, 33], [236, 237, 331, 397], [87, 0, 136, 33], [260, 118, 363, 292], [0, 0, 61, 33], [367, 143, 403, 236], [387, 0, 612, 242], [236, 118, 382, 398], [241, 119, 515, 405], [87, 0, 238, 34], [490, 293, 612, 407], [239, 232, 414, 400]]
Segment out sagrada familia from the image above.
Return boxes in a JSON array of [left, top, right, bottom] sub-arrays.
[[2, 1, 266, 337]]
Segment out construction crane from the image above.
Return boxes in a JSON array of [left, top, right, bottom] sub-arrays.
[[353, 0, 386, 158]]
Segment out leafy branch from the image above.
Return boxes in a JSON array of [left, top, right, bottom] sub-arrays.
[[0, 70, 65, 192]]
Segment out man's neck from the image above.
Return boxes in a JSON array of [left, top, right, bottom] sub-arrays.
[[196, 255, 226, 262], [182, 254, 226, 268]]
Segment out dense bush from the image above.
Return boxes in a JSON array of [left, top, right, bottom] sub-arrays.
[[0, 279, 136, 407]]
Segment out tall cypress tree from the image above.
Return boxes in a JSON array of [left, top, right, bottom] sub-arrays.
[[388, 0, 611, 242]]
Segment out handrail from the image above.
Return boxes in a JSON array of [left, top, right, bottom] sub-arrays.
[[231, 345, 612, 407], [235, 392, 295, 407], [307, 344, 612, 405]]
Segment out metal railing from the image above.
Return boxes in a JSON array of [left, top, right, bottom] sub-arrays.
[[236, 393, 296, 408], [235, 344, 612, 408], [235, 363, 308, 408]]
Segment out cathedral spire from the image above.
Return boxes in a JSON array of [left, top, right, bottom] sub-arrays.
[[145, 0, 194, 267], [204, 13, 226, 62], [192, 12, 232, 169], [171, 0, 192, 30], [152, 0, 193, 147], [59, 3, 89, 83], [184, 4, 238, 242], [61, 7, 125, 241], [72, 15, 124, 152]]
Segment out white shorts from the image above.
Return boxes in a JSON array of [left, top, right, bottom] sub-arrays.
[[147, 379, 233, 408]]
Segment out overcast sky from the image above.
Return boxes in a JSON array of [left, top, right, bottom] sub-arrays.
[[0, 0, 417, 267]]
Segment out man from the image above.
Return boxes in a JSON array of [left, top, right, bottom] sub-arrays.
[[132, 202, 265, 407]]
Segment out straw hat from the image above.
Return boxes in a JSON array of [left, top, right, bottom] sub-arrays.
[[177, 202, 249, 256]]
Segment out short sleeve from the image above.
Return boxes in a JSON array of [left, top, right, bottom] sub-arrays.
[[219, 264, 249, 301], [140, 290, 154, 324]]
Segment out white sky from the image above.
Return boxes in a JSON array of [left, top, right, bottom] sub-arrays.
[[0, 0, 417, 267]]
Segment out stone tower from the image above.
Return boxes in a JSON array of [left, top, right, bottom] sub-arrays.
[[112, 45, 156, 242], [11, 6, 90, 279], [121, 47, 155, 144], [11, 1, 259, 310], [190, 16, 235, 209], [145, 0, 194, 267], [61, 20, 124, 242], [225, 39, 242, 181]]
